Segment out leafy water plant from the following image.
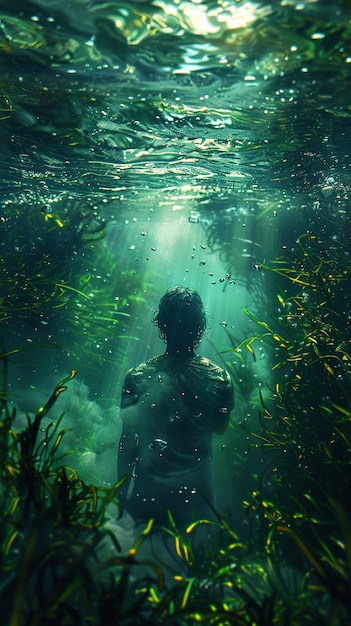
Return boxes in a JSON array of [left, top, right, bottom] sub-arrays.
[[226, 232, 351, 624], [0, 348, 167, 626], [0, 201, 146, 371]]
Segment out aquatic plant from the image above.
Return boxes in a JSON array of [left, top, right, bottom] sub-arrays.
[[0, 349, 168, 625], [199, 199, 271, 298], [226, 232, 351, 624], [0, 200, 146, 370]]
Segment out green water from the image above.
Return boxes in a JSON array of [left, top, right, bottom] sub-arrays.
[[1, 1, 351, 623]]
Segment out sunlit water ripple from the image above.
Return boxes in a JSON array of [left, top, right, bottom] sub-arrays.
[[1, 0, 350, 209]]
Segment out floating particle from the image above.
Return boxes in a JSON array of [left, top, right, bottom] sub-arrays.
[[148, 439, 168, 452], [200, 244, 206, 249], [140, 231, 147, 236], [151, 247, 156, 251], [169, 412, 180, 423], [220, 321, 227, 327], [199, 260, 206, 266], [254, 264, 261, 270], [188, 214, 200, 223], [321, 186, 333, 197]]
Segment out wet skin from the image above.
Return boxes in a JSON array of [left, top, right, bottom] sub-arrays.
[[118, 349, 234, 528]]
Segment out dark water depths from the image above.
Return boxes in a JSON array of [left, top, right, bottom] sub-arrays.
[[1, 0, 351, 516]]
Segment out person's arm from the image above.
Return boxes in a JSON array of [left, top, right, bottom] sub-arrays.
[[118, 372, 140, 491], [213, 374, 234, 435]]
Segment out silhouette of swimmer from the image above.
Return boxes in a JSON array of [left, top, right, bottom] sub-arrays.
[[118, 286, 234, 529]]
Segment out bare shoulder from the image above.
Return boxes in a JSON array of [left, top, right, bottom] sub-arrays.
[[121, 356, 164, 404], [191, 355, 232, 386]]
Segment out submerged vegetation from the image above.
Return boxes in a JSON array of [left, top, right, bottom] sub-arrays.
[[1, 232, 350, 625], [0, 200, 146, 370], [228, 231, 351, 623]]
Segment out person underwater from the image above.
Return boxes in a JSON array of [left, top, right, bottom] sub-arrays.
[[118, 286, 234, 530]]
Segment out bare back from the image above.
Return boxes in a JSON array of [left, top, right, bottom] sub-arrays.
[[118, 352, 234, 526]]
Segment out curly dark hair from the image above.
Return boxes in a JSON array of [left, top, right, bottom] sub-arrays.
[[153, 286, 207, 350]]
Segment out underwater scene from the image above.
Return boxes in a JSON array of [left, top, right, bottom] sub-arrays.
[[1, 0, 351, 623]]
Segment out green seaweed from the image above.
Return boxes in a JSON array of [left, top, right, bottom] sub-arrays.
[[0, 201, 147, 370], [0, 349, 166, 626], [225, 232, 351, 624]]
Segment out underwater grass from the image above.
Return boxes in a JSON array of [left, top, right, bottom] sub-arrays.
[[0, 349, 168, 626], [0, 202, 147, 371], [223, 232, 351, 625]]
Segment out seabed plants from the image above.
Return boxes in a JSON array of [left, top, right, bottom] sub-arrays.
[[0, 200, 147, 373], [0, 231, 350, 625], [230, 232, 351, 625]]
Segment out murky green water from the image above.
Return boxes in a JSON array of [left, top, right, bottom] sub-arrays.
[[1, 2, 351, 619]]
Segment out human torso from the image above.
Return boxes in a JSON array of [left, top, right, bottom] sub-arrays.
[[119, 353, 233, 524]]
